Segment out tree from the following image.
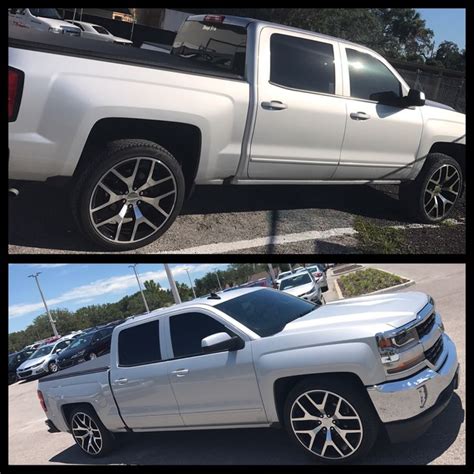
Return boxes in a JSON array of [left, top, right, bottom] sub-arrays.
[[432, 41, 465, 71]]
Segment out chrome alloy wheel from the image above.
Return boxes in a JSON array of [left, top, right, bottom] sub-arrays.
[[71, 412, 103, 455], [89, 157, 177, 244], [290, 390, 363, 460], [424, 164, 461, 220], [48, 362, 58, 373]]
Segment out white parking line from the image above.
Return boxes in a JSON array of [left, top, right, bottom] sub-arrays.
[[158, 219, 463, 254]]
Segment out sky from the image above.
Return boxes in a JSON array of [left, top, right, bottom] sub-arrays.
[[8, 263, 232, 333], [418, 8, 465, 50]]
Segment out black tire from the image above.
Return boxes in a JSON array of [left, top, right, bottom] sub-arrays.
[[283, 376, 379, 464], [399, 153, 463, 223], [48, 361, 59, 373], [69, 405, 115, 457], [72, 139, 185, 251]]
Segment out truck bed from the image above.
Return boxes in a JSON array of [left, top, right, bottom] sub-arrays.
[[8, 27, 245, 81], [41, 353, 110, 382]]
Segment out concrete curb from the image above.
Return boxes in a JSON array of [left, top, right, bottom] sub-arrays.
[[334, 268, 415, 300]]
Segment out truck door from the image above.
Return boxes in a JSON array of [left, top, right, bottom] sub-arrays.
[[109, 319, 184, 429], [163, 311, 266, 426], [248, 27, 347, 180]]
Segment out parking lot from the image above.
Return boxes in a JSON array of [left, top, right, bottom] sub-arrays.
[[8, 263, 465, 465], [8, 183, 466, 254]]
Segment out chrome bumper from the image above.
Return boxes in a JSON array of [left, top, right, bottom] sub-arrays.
[[367, 334, 459, 423]]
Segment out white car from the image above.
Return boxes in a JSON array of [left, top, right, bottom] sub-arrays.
[[278, 271, 322, 303], [67, 20, 133, 45], [275, 270, 292, 286], [8, 8, 81, 37], [297, 264, 329, 292]]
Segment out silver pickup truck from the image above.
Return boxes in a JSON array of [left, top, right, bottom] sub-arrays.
[[9, 14, 465, 250], [38, 287, 459, 463]]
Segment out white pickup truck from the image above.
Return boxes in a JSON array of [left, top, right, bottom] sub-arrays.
[[37, 288, 459, 463], [9, 14, 465, 250]]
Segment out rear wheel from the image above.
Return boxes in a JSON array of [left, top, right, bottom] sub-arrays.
[[283, 377, 379, 464], [69, 406, 115, 457]]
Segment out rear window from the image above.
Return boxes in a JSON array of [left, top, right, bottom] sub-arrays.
[[92, 25, 110, 35], [118, 320, 161, 366], [171, 19, 247, 77]]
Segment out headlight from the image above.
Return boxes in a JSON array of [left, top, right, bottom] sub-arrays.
[[302, 286, 317, 297], [49, 27, 63, 34]]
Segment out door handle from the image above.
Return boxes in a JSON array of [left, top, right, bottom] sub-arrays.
[[350, 111, 371, 121], [171, 369, 189, 377], [114, 378, 128, 385], [261, 100, 288, 111]]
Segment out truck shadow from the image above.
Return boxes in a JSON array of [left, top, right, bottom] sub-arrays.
[[49, 394, 463, 465], [8, 182, 407, 252]]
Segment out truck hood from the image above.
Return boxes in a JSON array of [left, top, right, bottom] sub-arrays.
[[282, 291, 429, 334], [17, 355, 48, 370], [282, 282, 316, 297]]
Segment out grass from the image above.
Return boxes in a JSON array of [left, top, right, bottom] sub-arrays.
[[353, 217, 407, 254], [338, 268, 408, 298]]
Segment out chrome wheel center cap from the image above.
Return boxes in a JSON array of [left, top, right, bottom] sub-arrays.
[[321, 416, 333, 428], [126, 191, 140, 203]]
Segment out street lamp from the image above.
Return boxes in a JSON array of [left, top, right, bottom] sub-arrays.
[[128, 264, 150, 313], [164, 264, 182, 304], [214, 269, 223, 291], [28, 273, 59, 337], [184, 267, 197, 299]]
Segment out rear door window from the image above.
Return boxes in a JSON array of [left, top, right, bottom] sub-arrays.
[[118, 320, 161, 366]]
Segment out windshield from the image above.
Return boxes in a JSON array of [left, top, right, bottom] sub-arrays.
[[216, 289, 317, 337], [171, 20, 247, 76], [66, 334, 92, 350], [30, 8, 63, 20], [30, 344, 54, 358], [280, 273, 312, 290]]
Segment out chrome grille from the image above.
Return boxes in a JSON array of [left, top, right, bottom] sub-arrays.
[[18, 369, 32, 377], [416, 311, 436, 338], [425, 336, 444, 365]]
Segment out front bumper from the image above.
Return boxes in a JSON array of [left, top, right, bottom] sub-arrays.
[[17, 364, 46, 379], [367, 334, 459, 424], [301, 288, 322, 303]]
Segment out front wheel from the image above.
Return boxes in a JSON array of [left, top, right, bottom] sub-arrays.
[[72, 139, 185, 251], [399, 153, 463, 223], [48, 361, 59, 373], [283, 377, 379, 464]]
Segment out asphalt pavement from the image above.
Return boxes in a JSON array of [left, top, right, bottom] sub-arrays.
[[8, 263, 465, 465]]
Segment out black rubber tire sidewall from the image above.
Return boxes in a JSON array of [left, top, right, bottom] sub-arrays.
[[283, 376, 379, 464], [48, 362, 58, 373], [73, 139, 185, 251], [400, 153, 463, 223], [69, 405, 115, 457]]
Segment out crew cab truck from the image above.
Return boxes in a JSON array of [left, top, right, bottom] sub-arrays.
[[9, 15, 465, 250], [38, 288, 459, 463]]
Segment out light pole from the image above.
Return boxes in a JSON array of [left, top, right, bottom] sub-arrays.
[[129, 264, 150, 313], [164, 264, 182, 304], [267, 264, 276, 285], [184, 267, 197, 299], [28, 273, 59, 337], [214, 269, 223, 291]]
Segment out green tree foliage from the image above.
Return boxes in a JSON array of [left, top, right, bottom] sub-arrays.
[[429, 41, 465, 71]]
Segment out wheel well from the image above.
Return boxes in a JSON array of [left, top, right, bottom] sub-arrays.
[[61, 402, 98, 430], [74, 118, 202, 197], [428, 142, 465, 178], [273, 372, 367, 424]]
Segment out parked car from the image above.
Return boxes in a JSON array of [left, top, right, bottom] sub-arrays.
[[57, 327, 114, 370], [276, 270, 293, 286], [38, 288, 459, 463], [9, 14, 465, 250], [8, 8, 81, 37], [16, 339, 73, 380], [297, 265, 328, 292], [8, 348, 36, 384], [66, 20, 133, 45], [244, 277, 273, 288], [278, 271, 322, 303]]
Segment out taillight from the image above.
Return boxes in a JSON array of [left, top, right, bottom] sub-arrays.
[[8, 67, 24, 122], [37, 390, 47, 412], [204, 15, 225, 23]]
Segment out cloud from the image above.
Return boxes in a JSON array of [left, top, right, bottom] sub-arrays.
[[27, 264, 70, 269], [9, 263, 223, 319]]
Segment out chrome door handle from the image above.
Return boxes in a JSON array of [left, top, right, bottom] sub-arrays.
[[350, 111, 371, 121], [261, 100, 288, 111], [171, 369, 189, 377], [114, 378, 128, 385]]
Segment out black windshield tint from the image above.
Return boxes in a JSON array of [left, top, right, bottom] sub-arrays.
[[171, 20, 247, 77], [280, 273, 312, 290], [216, 289, 317, 337]]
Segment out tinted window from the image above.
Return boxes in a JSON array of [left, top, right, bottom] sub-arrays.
[[280, 273, 312, 290], [270, 34, 335, 94], [171, 20, 247, 76], [216, 289, 317, 337], [118, 320, 161, 366], [92, 25, 110, 35], [346, 48, 402, 101], [170, 313, 232, 358]]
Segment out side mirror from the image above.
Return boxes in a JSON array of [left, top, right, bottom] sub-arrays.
[[405, 89, 425, 107], [201, 332, 244, 353]]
